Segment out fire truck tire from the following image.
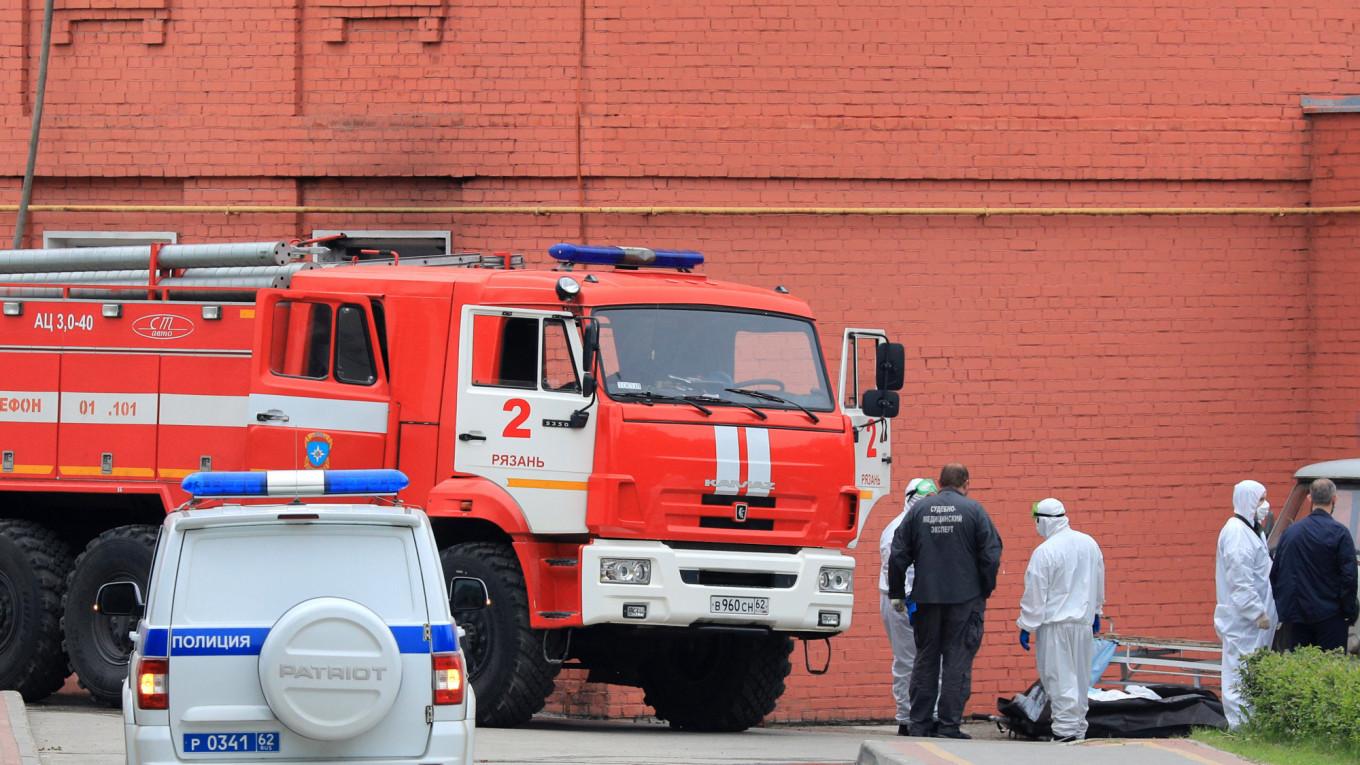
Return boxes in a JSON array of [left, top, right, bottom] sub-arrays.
[[61, 525, 158, 707], [439, 541, 559, 727], [641, 633, 792, 732], [0, 519, 74, 700]]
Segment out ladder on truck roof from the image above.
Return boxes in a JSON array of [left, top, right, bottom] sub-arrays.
[[0, 237, 525, 303]]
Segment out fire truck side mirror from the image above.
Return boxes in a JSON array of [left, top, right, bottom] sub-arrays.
[[581, 372, 597, 398], [876, 343, 905, 391], [583, 322, 600, 374], [861, 389, 900, 419]]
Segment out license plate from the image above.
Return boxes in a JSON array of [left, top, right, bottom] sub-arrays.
[[183, 732, 280, 754], [710, 595, 769, 615]]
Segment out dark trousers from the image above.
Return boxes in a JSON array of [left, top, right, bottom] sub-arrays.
[[908, 597, 985, 735], [1281, 615, 1349, 652]]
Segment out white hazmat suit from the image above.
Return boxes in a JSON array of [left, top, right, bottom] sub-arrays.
[[1214, 480, 1276, 730], [879, 478, 935, 725], [1017, 498, 1105, 741]]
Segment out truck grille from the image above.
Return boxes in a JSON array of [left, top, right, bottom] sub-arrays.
[[679, 569, 797, 589]]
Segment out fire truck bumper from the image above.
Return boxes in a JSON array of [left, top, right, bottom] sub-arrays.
[[579, 540, 854, 633]]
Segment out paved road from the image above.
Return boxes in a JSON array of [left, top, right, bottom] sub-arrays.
[[22, 692, 1258, 765], [24, 699, 906, 765]]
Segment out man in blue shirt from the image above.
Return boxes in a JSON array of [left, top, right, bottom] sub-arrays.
[[1271, 478, 1359, 651]]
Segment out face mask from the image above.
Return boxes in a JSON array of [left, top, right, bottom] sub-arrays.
[[1255, 501, 1270, 524]]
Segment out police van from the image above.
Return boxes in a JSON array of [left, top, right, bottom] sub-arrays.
[[95, 469, 486, 765]]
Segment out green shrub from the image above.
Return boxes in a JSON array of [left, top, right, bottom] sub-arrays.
[[1240, 647, 1360, 750]]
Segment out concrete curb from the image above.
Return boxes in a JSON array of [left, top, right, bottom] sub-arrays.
[[856, 740, 923, 765], [0, 690, 42, 765]]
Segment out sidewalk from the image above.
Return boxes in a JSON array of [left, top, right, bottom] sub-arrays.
[[0, 691, 41, 765], [859, 736, 1258, 765]]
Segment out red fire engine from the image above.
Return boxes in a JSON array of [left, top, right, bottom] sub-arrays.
[[0, 238, 903, 731]]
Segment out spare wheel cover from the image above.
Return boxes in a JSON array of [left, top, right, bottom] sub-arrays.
[[258, 597, 404, 741]]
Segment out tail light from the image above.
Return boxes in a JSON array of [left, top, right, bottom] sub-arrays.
[[137, 658, 168, 710], [433, 653, 464, 705]]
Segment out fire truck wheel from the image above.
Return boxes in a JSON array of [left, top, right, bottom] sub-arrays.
[[61, 525, 158, 707], [0, 519, 74, 700], [641, 632, 792, 732], [440, 541, 559, 727]]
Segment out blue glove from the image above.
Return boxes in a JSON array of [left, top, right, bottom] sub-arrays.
[[907, 601, 918, 626], [1093, 615, 1101, 635], [1019, 629, 1030, 651]]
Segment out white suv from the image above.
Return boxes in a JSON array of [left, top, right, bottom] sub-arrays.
[[96, 470, 484, 765]]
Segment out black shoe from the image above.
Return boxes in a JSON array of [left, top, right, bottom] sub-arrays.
[[1052, 734, 1083, 743], [907, 724, 937, 738], [936, 728, 972, 740], [897, 724, 912, 736]]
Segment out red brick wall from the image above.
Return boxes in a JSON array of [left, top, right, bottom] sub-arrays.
[[2, 0, 1359, 723]]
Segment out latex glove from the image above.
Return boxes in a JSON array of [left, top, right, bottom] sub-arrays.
[[1019, 629, 1031, 651], [1093, 614, 1101, 635], [890, 598, 906, 614], [907, 601, 918, 625], [1255, 614, 1272, 630]]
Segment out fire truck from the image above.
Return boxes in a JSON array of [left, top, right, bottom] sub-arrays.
[[0, 237, 903, 731]]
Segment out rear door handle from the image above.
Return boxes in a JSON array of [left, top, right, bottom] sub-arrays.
[[255, 409, 290, 423], [458, 432, 487, 442]]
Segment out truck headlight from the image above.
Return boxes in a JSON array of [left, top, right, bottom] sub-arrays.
[[818, 567, 853, 593], [600, 558, 652, 585]]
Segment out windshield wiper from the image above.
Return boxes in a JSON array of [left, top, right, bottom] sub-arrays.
[[724, 387, 819, 423], [684, 395, 768, 421], [615, 391, 712, 416]]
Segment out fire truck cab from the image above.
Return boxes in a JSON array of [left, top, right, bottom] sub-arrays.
[[0, 240, 903, 732]]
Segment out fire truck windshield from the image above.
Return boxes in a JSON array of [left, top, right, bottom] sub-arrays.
[[593, 307, 833, 412]]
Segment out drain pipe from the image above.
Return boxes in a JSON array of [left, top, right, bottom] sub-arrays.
[[13, 0, 57, 248]]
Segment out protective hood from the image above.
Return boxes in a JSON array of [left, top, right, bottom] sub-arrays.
[[1034, 497, 1070, 539], [904, 477, 938, 513], [1232, 480, 1266, 522]]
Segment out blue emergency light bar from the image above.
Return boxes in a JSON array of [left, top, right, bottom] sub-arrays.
[[549, 243, 704, 270], [181, 469, 409, 498]]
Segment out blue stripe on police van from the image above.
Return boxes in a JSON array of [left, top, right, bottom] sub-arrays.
[[389, 625, 431, 653], [141, 625, 458, 656], [170, 628, 271, 656], [144, 628, 168, 657], [431, 624, 457, 653]]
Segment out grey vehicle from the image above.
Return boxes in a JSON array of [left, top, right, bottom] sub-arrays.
[[1266, 459, 1360, 654], [97, 469, 486, 765]]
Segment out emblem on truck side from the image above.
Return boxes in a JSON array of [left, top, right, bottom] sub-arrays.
[[734, 502, 749, 522], [131, 313, 195, 340], [304, 432, 333, 469]]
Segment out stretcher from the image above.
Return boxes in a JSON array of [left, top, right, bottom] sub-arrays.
[[1102, 633, 1223, 688]]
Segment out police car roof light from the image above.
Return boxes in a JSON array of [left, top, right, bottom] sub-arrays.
[[548, 243, 704, 270], [181, 469, 410, 498]]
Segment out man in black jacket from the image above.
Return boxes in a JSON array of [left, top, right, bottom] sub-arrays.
[[888, 463, 1004, 738], [1271, 478, 1359, 651]]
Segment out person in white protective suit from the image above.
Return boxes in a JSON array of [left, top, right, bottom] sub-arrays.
[[1017, 498, 1105, 742], [1214, 479, 1276, 729], [879, 477, 938, 735]]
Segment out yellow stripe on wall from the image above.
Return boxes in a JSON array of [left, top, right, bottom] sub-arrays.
[[507, 477, 589, 492], [60, 465, 156, 478]]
